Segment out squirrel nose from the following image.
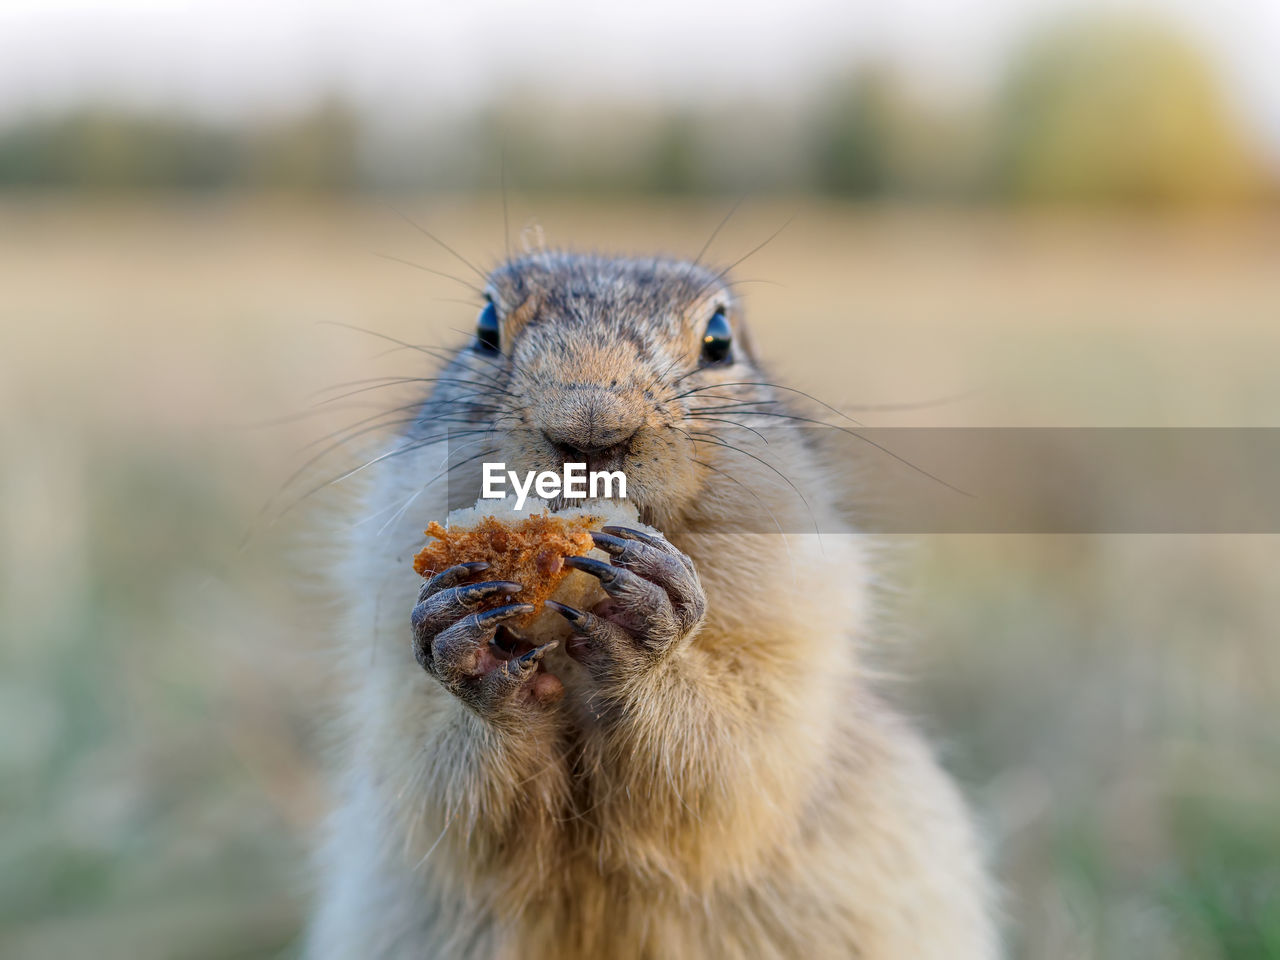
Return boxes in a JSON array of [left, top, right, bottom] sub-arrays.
[[537, 385, 642, 467], [541, 428, 637, 467]]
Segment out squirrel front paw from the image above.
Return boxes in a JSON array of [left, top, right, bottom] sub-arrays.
[[411, 561, 564, 715], [547, 526, 706, 682]]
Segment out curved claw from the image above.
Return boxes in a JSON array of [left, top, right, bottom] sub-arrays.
[[412, 581, 524, 641], [454, 580, 523, 604], [569, 548, 697, 623], [418, 561, 491, 601], [545, 599, 582, 623], [552, 531, 706, 681], [417, 601, 535, 677], [564, 555, 664, 611], [589, 532, 687, 583], [588, 531, 630, 557], [503, 640, 558, 679], [599, 525, 673, 553], [599, 525, 696, 575], [563, 554, 622, 583], [473, 603, 536, 628], [546, 600, 634, 670]]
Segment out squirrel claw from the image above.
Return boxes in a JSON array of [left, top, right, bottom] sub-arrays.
[[552, 532, 707, 680], [564, 555, 620, 583], [545, 600, 582, 622], [587, 532, 630, 557], [506, 640, 557, 678], [599, 525, 671, 553]]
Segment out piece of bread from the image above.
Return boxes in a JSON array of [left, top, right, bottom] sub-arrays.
[[412, 496, 649, 635]]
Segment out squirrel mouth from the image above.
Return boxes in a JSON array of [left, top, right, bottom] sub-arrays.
[[545, 438, 634, 476]]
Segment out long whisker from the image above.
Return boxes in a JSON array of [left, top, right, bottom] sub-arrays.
[[297, 408, 495, 466], [690, 434, 818, 536], [684, 415, 770, 445], [642, 353, 688, 397], [264, 423, 493, 524], [229, 401, 417, 429], [674, 378, 975, 417], [441, 327, 529, 381], [690, 456, 797, 587], [829, 389, 981, 413], [300, 397, 500, 454], [317, 378, 514, 405], [684, 398, 782, 412], [692, 193, 746, 267], [316, 320, 456, 365], [311, 375, 496, 398], [373, 251, 485, 297], [691, 408, 972, 497], [723, 278, 785, 290], [268, 428, 496, 527], [314, 321, 509, 378], [387, 204, 488, 283], [667, 381, 862, 426], [363, 331, 494, 365], [372, 439, 501, 535], [355, 432, 502, 535], [693, 212, 795, 301]]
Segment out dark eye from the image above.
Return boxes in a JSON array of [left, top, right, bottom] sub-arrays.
[[475, 301, 500, 353], [700, 308, 733, 365]]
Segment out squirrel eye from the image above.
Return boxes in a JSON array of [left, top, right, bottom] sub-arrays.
[[700, 308, 733, 365], [475, 301, 500, 353]]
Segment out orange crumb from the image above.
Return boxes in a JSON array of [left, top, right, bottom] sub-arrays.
[[412, 512, 601, 621]]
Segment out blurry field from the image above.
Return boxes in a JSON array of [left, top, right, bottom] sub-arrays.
[[1, 195, 1278, 959]]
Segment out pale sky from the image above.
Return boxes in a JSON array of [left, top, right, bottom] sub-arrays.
[[1, 0, 1277, 151]]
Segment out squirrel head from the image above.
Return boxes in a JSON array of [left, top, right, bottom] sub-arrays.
[[463, 251, 769, 526]]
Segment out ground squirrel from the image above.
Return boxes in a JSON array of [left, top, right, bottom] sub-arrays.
[[304, 251, 997, 958]]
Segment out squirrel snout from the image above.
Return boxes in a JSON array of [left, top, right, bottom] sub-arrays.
[[533, 383, 645, 470], [541, 427, 637, 470]]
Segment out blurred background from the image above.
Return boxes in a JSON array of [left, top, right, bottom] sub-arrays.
[[1, 1, 1278, 958]]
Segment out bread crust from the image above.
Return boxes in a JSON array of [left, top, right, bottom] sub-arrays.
[[414, 512, 597, 622]]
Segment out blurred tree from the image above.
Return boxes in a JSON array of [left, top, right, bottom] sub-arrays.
[[997, 17, 1260, 206], [648, 112, 702, 194], [0, 24, 1268, 203], [812, 67, 898, 197], [0, 112, 245, 189], [251, 97, 361, 192]]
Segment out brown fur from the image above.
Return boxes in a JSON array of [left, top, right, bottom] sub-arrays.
[[304, 252, 998, 958]]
